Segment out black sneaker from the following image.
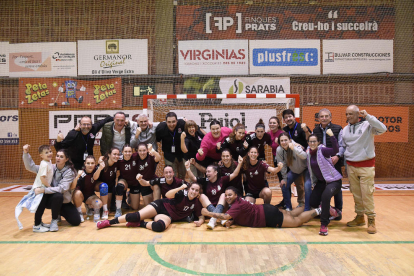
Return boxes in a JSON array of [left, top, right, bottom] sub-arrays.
[[275, 200, 286, 209]]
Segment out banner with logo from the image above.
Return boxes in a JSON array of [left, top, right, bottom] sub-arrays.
[[9, 42, 77, 77], [323, 39, 393, 74], [171, 109, 277, 132], [302, 106, 408, 142], [78, 39, 148, 76], [0, 42, 9, 76], [0, 110, 19, 145], [19, 77, 122, 109], [176, 6, 395, 40], [250, 40, 320, 75], [49, 110, 143, 145], [178, 40, 248, 75]]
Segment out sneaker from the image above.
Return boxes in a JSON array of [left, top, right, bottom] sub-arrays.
[[79, 212, 85, 223], [40, 222, 50, 228], [347, 215, 365, 227], [33, 224, 49, 233], [50, 219, 59, 232], [114, 208, 122, 218], [367, 217, 377, 234], [319, 225, 328, 236], [126, 221, 141, 227], [57, 215, 61, 222], [122, 201, 130, 210], [86, 206, 94, 217], [94, 214, 100, 222], [220, 220, 227, 226], [97, 220, 111, 229], [206, 218, 217, 230], [329, 207, 342, 221], [102, 211, 109, 220], [275, 200, 286, 210]]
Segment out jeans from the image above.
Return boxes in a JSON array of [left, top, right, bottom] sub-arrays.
[[281, 169, 312, 211]]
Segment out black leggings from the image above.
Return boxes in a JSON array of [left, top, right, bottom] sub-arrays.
[[35, 193, 81, 226], [309, 180, 341, 226]]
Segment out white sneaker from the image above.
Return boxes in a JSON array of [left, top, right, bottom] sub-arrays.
[[79, 212, 85, 223], [102, 210, 109, 220], [114, 208, 122, 218], [40, 222, 50, 228], [33, 224, 49, 233], [207, 218, 217, 230], [50, 219, 59, 232], [220, 220, 227, 226], [93, 214, 100, 222]]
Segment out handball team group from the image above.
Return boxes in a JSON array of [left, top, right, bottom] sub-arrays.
[[16, 104, 386, 236]]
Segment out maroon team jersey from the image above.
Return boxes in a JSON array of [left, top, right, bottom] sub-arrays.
[[219, 162, 243, 194], [221, 136, 248, 160], [136, 154, 158, 181], [76, 168, 97, 200], [226, 197, 266, 227], [247, 133, 272, 160], [163, 190, 202, 221], [117, 153, 140, 186], [197, 175, 230, 205], [97, 163, 117, 187], [150, 177, 185, 198], [243, 161, 269, 194]]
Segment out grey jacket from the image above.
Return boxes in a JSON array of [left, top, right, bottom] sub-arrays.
[[343, 114, 387, 162], [276, 141, 308, 182], [23, 153, 75, 204]]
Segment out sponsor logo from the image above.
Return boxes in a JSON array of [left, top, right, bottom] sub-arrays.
[[0, 54, 7, 64], [252, 48, 318, 67], [179, 49, 246, 61], [52, 52, 75, 62], [200, 112, 245, 129], [205, 13, 277, 34], [106, 40, 119, 54]]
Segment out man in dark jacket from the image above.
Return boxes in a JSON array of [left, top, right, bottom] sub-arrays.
[[55, 115, 113, 170]]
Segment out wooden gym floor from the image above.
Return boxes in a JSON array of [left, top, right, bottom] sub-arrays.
[[1, 180, 413, 276]]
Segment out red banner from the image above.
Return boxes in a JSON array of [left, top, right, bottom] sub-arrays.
[[19, 77, 122, 109], [177, 6, 395, 40]]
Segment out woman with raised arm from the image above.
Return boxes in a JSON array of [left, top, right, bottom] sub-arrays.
[[242, 147, 283, 204], [219, 123, 249, 160], [276, 132, 312, 212], [306, 129, 342, 236], [246, 118, 273, 161], [180, 120, 205, 177], [97, 182, 204, 232]]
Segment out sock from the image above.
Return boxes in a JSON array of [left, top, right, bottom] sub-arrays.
[[315, 207, 322, 216], [214, 204, 224, 214], [109, 217, 119, 225], [139, 221, 148, 228], [76, 206, 82, 213], [207, 204, 215, 212], [103, 204, 108, 212], [116, 199, 122, 209]]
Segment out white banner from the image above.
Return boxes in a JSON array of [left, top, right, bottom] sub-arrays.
[[323, 39, 393, 74], [0, 110, 19, 145], [0, 42, 9, 76], [249, 40, 320, 75], [78, 39, 148, 76], [171, 109, 276, 132], [49, 110, 143, 145], [9, 42, 77, 77], [178, 40, 248, 75]]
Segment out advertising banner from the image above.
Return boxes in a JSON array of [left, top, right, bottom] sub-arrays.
[[178, 40, 248, 75], [9, 42, 77, 77], [249, 40, 320, 75], [323, 39, 393, 74], [171, 109, 277, 132], [78, 39, 148, 76], [0, 42, 9, 77], [176, 6, 395, 40], [302, 106, 408, 142], [0, 110, 19, 145], [19, 77, 122, 109], [49, 109, 143, 145]]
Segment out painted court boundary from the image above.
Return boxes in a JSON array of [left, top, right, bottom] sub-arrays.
[[1, 241, 413, 275]]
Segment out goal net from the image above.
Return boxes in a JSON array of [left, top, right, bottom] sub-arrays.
[[144, 94, 300, 188]]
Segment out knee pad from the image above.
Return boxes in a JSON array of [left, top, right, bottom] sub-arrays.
[[151, 220, 166, 232], [115, 183, 125, 196], [125, 212, 141, 222], [99, 183, 108, 196]]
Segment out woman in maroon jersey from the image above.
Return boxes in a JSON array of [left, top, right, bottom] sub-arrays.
[[219, 123, 249, 160], [246, 118, 273, 161], [202, 186, 321, 229], [72, 156, 106, 223], [242, 147, 283, 204], [185, 155, 243, 230], [94, 147, 120, 218], [97, 182, 205, 232]]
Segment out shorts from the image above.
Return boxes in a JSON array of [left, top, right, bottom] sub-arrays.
[[245, 186, 266, 199], [107, 184, 114, 194], [263, 204, 283, 228], [150, 199, 171, 218], [129, 186, 141, 194], [140, 186, 153, 197]]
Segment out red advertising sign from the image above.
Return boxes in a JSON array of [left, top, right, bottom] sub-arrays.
[[177, 6, 395, 40], [19, 77, 122, 109]]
